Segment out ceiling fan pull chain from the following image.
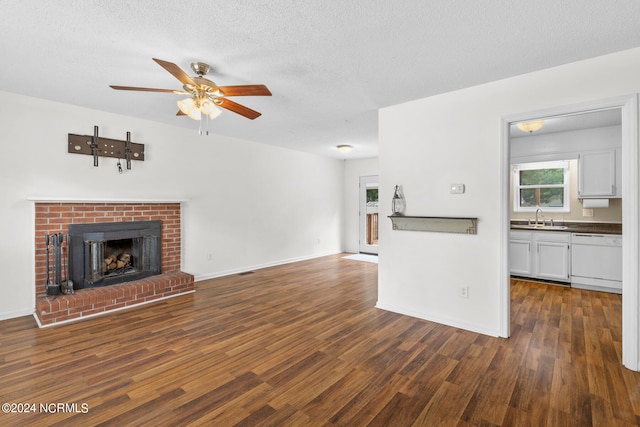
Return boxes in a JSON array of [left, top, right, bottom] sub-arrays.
[[198, 114, 210, 136]]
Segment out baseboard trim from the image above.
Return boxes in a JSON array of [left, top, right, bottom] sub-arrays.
[[194, 251, 341, 282], [0, 308, 35, 322], [375, 301, 501, 338]]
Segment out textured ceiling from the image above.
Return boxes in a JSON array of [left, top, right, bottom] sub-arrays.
[[2, 1, 640, 159]]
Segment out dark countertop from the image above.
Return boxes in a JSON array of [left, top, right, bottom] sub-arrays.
[[510, 220, 622, 235]]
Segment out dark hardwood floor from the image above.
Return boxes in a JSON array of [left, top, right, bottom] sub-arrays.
[[1, 253, 639, 426]]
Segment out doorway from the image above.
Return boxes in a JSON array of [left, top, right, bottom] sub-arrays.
[[359, 175, 379, 255], [501, 94, 639, 371]]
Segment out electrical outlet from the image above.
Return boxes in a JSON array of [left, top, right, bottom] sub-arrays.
[[450, 183, 465, 194], [460, 286, 469, 299], [582, 208, 594, 218]]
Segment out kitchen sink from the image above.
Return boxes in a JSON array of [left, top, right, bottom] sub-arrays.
[[511, 224, 569, 231]]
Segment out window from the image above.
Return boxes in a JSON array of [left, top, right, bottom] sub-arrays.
[[513, 160, 570, 212]]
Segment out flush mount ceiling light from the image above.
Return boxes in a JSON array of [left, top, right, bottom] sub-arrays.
[[517, 120, 545, 133], [337, 145, 353, 154]]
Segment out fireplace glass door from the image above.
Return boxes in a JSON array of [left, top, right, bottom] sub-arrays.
[[68, 220, 162, 289], [85, 237, 147, 285]]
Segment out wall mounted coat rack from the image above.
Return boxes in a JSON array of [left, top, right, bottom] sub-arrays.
[[68, 126, 145, 169]]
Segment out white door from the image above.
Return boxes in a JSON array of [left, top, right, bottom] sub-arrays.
[[359, 175, 379, 254]]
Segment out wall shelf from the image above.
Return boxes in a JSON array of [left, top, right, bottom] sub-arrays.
[[388, 215, 478, 234]]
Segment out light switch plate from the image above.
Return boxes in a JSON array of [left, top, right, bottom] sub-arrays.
[[450, 184, 465, 194]]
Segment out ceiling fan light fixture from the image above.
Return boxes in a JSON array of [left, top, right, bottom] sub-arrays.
[[517, 120, 545, 133], [177, 97, 196, 115], [200, 99, 214, 115], [187, 108, 202, 120], [111, 59, 271, 123], [208, 106, 222, 120]]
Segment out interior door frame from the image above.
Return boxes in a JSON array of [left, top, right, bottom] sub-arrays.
[[500, 94, 639, 371], [359, 175, 379, 255]]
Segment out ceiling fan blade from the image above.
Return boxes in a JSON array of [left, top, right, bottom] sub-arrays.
[[110, 85, 184, 93], [214, 98, 262, 120], [152, 58, 198, 87], [216, 85, 272, 97], [176, 110, 186, 116]]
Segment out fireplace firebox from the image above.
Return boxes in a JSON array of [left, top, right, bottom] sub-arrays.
[[68, 221, 162, 289]]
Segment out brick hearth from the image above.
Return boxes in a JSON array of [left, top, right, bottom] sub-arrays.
[[34, 201, 194, 326], [35, 271, 194, 326]]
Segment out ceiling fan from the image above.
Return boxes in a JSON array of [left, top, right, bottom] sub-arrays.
[[110, 58, 272, 121]]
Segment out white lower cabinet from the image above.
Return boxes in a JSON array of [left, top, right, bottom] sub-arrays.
[[509, 230, 571, 283], [509, 232, 532, 276], [536, 238, 571, 281]]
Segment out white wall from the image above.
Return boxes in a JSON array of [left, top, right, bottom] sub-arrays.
[[378, 47, 640, 337], [0, 91, 344, 320], [342, 158, 379, 253]]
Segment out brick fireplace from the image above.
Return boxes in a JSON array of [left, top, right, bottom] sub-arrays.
[[34, 201, 194, 326]]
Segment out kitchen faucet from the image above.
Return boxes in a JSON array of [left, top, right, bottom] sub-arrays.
[[535, 207, 544, 226]]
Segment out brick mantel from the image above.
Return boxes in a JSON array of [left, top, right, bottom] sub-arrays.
[[33, 200, 194, 326]]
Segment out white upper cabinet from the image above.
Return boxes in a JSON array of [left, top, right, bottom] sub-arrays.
[[578, 149, 619, 198]]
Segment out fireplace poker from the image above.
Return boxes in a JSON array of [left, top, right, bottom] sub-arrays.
[[61, 234, 74, 295], [46, 233, 60, 296], [55, 234, 60, 288], [57, 234, 64, 288], [55, 233, 61, 293]]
